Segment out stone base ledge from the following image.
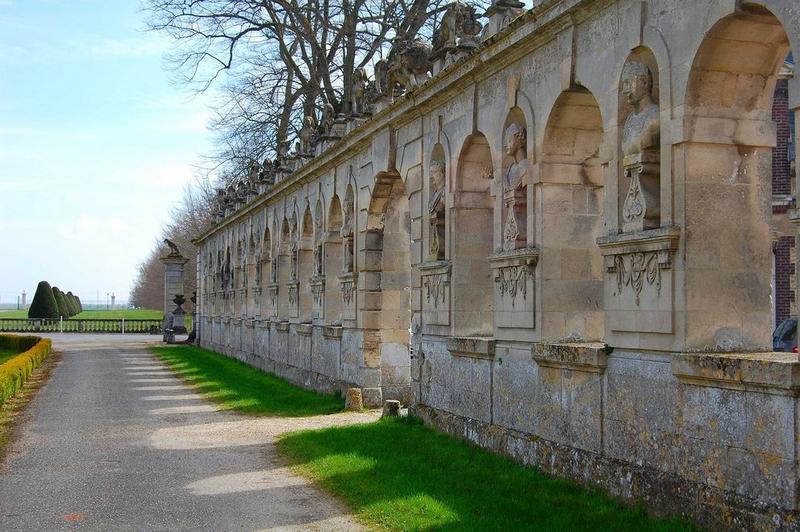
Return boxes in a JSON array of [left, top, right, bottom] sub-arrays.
[[296, 323, 313, 336], [411, 403, 797, 531], [487, 247, 540, 269], [596, 226, 680, 256], [447, 336, 495, 359], [419, 260, 451, 275], [323, 325, 343, 339], [672, 352, 800, 396], [275, 321, 290, 332], [245, 319, 256, 329], [532, 342, 608, 373]]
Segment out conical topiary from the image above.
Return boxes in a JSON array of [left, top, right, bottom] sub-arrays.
[[52, 287, 70, 318], [66, 292, 80, 316], [28, 281, 60, 319], [75, 296, 83, 312]]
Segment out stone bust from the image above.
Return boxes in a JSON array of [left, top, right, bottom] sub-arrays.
[[340, 194, 354, 238], [428, 160, 446, 214], [503, 123, 527, 191], [621, 61, 660, 159]]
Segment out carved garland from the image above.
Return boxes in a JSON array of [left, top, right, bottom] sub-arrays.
[[341, 280, 357, 305], [614, 251, 661, 306], [288, 284, 299, 306], [495, 265, 528, 305], [311, 279, 325, 306], [423, 273, 448, 306], [268, 284, 279, 309]]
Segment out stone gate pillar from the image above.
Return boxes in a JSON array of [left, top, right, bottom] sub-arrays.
[[160, 242, 189, 334]]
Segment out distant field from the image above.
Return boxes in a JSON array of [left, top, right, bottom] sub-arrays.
[[0, 309, 163, 320]]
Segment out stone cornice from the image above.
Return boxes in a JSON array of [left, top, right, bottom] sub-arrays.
[[195, 0, 612, 244], [672, 352, 800, 396]]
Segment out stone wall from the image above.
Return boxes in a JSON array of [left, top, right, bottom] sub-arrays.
[[195, 0, 800, 527]]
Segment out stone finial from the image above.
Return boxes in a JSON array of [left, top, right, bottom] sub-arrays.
[[299, 115, 317, 156], [351, 67, 370, 116], [482, 0, 525, 40], [379, 38, 433, 98], [432, 1, 483, 69], [163, 238, 183, 258], [320, 103, 336, 137]]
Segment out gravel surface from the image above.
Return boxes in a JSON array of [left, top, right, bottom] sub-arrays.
[[0, 334, 376, 531]]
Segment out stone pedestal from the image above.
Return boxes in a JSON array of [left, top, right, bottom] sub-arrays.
[[160, 253, 188, 335]]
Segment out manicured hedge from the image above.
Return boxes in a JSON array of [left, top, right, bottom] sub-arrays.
[[28, 281, 59, 319], [0, 335, 52, 405], [66, 292, 80, 316], [52, 287, 70, 318]]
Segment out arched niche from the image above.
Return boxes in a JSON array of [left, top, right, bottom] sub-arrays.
[[280, 217, 291, 255], [325, 195, 344, 323], [427, 143, 447, 262], [686, 7, 788, 119], [452, 132, 494, 337], [362, 171, 413, 404], [262, 225, 273, 283], [539, 86, 605, 341], [310, 198, 326, 321], [313, 199, 325, 274], [298, 204, 314, 320], [300, 204, 314, 249], [679, 5, 793, 350], [500, 107, 530, 251], [341, 185, 356, 274], [223, 246, 231, 291], [328, 195, 343, 232], [247, 228, 257, 288], [618, 47, 661, 232], [236, 236, 245, 288], [277, 216, 292, 318]]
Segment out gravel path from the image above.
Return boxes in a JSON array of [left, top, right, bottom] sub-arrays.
[[0, 334, 377, 531]]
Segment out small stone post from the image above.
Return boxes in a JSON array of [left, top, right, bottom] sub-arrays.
[[345, 388, 364, 411], [160, 240, 188, 338]]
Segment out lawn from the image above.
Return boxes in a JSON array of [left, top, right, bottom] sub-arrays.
[[0, 309, 163, 320], [149, 345, 344, 416], [278, 417, 693, 531], [0, 349, 19, 365]]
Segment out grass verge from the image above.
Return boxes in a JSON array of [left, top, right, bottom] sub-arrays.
[[0, 352, 60, 463], [149, 345, 344, 417], [278, 417, 693, 531]]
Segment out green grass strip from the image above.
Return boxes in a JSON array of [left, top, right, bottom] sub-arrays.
[[149, 345, 344, 417], [0, 350, 18, 365], [0, 309, 164, 320], [278, 417, 693, 531]]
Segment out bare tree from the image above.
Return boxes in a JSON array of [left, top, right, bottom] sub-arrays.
[[144, 0, 488, 177], [130, 177, 217, 310]]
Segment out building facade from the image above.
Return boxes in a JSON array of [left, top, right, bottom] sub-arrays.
[[195, 1, 800, 528]]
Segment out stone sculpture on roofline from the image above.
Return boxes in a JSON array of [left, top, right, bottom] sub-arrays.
[[207, 2, 506, 227]]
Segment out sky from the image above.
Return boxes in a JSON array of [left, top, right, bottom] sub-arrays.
[[0, 0, 214, 306]]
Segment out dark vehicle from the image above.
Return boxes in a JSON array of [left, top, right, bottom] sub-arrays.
[[773, 318, 797, 352]]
